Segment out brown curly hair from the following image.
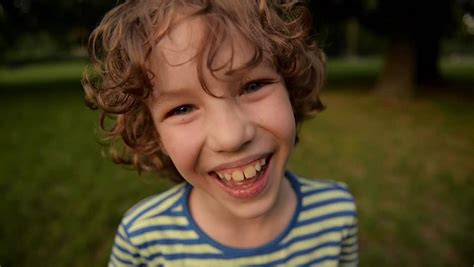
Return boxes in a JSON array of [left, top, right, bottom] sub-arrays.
[[82, 0, 326, 183]]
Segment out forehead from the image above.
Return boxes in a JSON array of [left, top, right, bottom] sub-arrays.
[[151, 14, 258, 78]]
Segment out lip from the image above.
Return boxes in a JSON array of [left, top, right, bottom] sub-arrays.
[[209, 153, 271, 173], [212, 154, 273, 199]]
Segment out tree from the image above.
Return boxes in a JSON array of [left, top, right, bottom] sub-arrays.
[[0, 0, 116, 62], [361, 0, 454, 98], [310, 0, 471, 99]]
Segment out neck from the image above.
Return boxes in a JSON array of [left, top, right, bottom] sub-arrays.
[[189, 177, 297, 248]]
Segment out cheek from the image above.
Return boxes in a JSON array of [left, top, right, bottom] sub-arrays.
[[158, 124, 204, 175], [254, 89, 296, 145], [275, 103, 297, 146]]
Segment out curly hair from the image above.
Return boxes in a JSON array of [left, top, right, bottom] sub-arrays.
[[82, 0, 326, 183]]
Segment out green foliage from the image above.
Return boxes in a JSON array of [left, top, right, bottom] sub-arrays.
[[0, 59, 473, 266], [3, 33, 59, 62], [1, 0, 116, 62]]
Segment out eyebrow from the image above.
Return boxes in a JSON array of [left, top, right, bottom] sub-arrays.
[[152, 59, 279, 102], [153, 88, 195, 102]]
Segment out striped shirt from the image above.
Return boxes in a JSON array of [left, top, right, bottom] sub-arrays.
[[109, 171, 358, 266]]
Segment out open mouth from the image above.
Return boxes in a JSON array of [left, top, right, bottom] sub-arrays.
[[214, 156, 269, 184], [210, 154, 273, 199]]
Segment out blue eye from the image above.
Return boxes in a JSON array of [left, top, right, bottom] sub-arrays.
[[243, 81, 267, 94], [169, 104, 194, 116]]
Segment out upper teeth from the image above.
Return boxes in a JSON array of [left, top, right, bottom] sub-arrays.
[[216, 158, 266, 182]]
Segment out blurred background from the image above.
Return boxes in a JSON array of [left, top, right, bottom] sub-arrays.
[[0, 0, 473, 266]]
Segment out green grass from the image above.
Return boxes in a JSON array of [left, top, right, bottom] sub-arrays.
[[0, 61, 88, 85], [290, 92, 474, 266], [0, 59, 473, 266]]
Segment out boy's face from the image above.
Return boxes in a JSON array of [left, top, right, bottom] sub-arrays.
[[148, 16, 296, 219]]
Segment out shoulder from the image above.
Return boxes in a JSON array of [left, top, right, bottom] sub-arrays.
[[297, 175, 354, 198], [120, 183, 187, 230], [109, 183, 189, 265], [289, 173, 358, 224]]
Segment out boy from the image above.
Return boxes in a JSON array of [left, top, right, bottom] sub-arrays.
[[83, 0, 358, 266]]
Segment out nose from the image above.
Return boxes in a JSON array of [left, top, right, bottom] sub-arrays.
[[206, 101, 256, 153]]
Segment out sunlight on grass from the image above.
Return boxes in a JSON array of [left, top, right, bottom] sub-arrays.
[[0, 61, 87, 85]]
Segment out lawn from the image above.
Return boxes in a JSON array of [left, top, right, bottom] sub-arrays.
[[0, 59, 473, 266]]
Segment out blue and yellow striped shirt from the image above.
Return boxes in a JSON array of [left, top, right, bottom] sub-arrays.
[[109, 171, 358, 266]]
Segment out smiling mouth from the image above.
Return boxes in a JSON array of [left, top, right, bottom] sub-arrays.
[[210, 154, 271, 187]]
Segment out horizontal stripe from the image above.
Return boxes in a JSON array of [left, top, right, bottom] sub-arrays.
[[114, 228, 137, 255], [154, 231, 343, 263], [136, 236, 207, 248], [299, 179, 347, 191], [123, 185, 184, 227], [126, 192, 183, 229], [341, 245, 358, 256], [305, 254, 340, 266], [283, 216, 355, 243], [131, 229, 199, 246], [109, 174, 358, 266], [113, 242, 140, 259], [129, 224, 191, 237], [341, 233, 358, 252], [111, 246, 137, 264], [302, 196, 355, 212], [264, 241, 340, 266], [300, 185, 342, 195], [110, 252, 135, 266], [171, 205, 183, 212], [302, 190, 353, 207], [143, 244, 222, 261], [343, 228, 359, 240], [127, 215, 189, 234], [340, 251, 358, 261], [298, 211, 357, 228], [342, 236, 358, 246], [282, 225, 353, 249], [299, 201, 356, 222], [123, 185, 181, 220]]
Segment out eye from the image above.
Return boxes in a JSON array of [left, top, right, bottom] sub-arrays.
[[242, 80, 271, 94], [166, 104, 195, 117]]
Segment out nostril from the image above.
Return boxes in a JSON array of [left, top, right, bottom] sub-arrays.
[[206, 103, 257, 152]]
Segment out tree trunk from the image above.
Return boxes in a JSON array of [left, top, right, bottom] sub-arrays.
[[415, 32, 443, 86], [375, 37, 416, 99], [345, 18, 359, 59]]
